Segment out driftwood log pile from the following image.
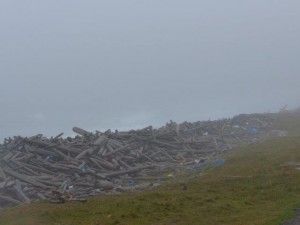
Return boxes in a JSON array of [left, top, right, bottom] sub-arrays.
[[0, 114, 278, 208]]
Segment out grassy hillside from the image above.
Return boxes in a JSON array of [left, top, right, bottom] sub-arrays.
[[1, 111, 300, 225], [273, 110, 300, 136]]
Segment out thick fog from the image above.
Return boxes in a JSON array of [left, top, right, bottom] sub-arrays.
[[0, 0, 299, 140]]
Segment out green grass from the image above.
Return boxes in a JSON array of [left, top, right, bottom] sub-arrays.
[[1, 112, 300, 225], [272, 111, 300, 136]]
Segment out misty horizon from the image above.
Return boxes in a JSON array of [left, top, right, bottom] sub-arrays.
[[1, 1, 299, 141]]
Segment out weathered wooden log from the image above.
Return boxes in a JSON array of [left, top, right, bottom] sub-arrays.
[[0, 166, 7, 180], [111, 159, 120, 167], [16, 162, 56, 175], [0, 180, 15, 189], [75, 136, 107, 159], [103, 144, 133, 157], [3, 167, 48, 189], [13, 180, 30, 203], [23, 139, 56, 148], [153, 147, 176, 162], [2, 152, 14, 161], [98, 146, 106, 155], [90, 158, 104, 170], [118, 160, 131, 169], [95, 180, 114, 190], [141, 153, 155, 162], [94, 158, 119, 170], [72, 127, 92, 136], [0, 194, 21, 205], [105, 165, 155, 178], [56, 145, 81, 154], [151, 140, 179, 149], [53, 133, 64, 140]]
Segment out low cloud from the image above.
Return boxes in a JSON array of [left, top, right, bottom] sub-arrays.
[[28, 113, 46, 122]]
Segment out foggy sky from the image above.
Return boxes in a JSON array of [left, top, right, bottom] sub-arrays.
[[0, 0, 299, 140]]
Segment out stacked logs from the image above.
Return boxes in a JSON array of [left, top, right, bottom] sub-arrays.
[[0, 114, 276, 208]]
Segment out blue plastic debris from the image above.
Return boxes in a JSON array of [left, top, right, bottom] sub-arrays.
[[44, 155, 54, 161], [187, 162, 207, 171], [250, 128, 258, 134], [79, 164, 88, 173], [126, 180, 135, 186], [214, 159, 225, 167]]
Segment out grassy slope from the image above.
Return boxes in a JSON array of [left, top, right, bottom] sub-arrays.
[[273, 111, 300, 136], [1, 112, 300, 225]]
